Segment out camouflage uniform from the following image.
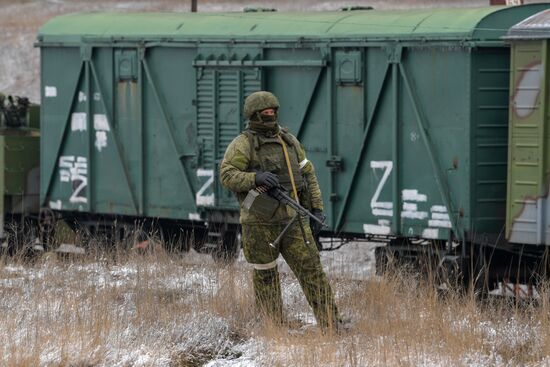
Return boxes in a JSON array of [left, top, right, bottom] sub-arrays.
[[220, 91, 339, 329]]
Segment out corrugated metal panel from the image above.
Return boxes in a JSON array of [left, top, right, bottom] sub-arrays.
[[196, 68, 261, 208], [217, 71, 239, 161], [506, 9, 550, 39], [38, 5, 550, 42], [471, 48, 510, 233], [197, 70, 215, 168], [197, 69, 260, 165]]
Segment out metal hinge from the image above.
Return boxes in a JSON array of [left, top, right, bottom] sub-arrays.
[[326, 156, 343, 172]]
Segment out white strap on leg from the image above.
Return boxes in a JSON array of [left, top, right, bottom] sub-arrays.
[[250, 259, 278, 270]]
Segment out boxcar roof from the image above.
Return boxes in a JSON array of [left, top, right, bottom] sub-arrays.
[[505, 8, 550, 39], [38, 4, 550, 44]]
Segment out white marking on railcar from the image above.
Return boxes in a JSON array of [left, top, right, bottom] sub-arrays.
[[378, 219, 390, 226], [428, 219, 452, 228], [432, 212, 450, 221], [403, 202, 417, 211], [45, 86, 57, 97], [49, 200, 62, 210], [93, 114, 110, 131], [364, 224, 391, 235], [430, 205, 447, 213], [59, 156, 74, 182], [93, 93, 101, 101], [69, 157, 87, 204], [373, 208, 393, 217], [59, 156, 75, 167], [196, 169, 215, 206], [59, 156, 88, 204], [422, 228, 439, 239], [370, 161, 393, 216], [70, 113, 86, 132], [372, 202, 393, 209], [401, 210, 429, 220], [95, 131, 108, 152], [78, 92, 87, 103], [188, 213, 201, 221], [59, 171, 70, 182], [402, 189, 427, 202], [93, 114, 110, 152]]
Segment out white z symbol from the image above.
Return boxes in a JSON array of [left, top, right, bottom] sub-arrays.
[[370, 161, 393, 217], [196, 169, 215, 206]]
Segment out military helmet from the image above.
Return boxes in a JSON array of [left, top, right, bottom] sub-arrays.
[[243, 91, 280, 119]]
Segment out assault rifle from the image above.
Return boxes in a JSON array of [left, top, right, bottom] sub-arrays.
[[243, 185, 326, 248]]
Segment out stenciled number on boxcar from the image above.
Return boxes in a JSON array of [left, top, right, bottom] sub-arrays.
[[59, 155, 88, 204]]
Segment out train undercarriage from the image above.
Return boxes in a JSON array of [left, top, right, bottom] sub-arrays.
[[375, 236, 550, 296]]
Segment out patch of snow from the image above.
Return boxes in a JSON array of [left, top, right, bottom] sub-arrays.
[[204, 339, 263, 367]]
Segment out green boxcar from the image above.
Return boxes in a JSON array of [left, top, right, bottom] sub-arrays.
[[37, 5, 550, 245], [505, 10, 550, 245]]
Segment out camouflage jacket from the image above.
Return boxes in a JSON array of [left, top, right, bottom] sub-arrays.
[[220, 125, 324, 224]]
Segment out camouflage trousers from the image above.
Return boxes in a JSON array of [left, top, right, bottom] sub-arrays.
[[241, 220, 340, 330]]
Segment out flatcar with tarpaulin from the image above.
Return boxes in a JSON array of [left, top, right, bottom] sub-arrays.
[[36, 5, 550, 275]]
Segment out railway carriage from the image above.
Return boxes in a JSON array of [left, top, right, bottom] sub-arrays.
[[36, 4, 550, 283]]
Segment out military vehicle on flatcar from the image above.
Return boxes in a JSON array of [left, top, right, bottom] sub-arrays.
[[35, 4, 550, 287], [0, 94, 41, 251]]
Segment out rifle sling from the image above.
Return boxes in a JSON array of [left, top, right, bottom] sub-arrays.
[[278, 135, 310, 245], [277, 134, 300, 204]]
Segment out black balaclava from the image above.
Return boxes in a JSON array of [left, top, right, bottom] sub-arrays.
[[249, 109, 279, 135]]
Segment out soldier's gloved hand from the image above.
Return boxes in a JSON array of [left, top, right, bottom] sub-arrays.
[[310, 209, 326, 236], [255, 171, 279, 189]]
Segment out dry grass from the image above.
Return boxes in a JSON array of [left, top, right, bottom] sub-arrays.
[[1, 237, 550, 366]]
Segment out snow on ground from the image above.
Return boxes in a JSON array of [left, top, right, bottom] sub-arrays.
[[1, 242, 548, 366], [0, 255, 244, 366], [0, 242, 375, 366]]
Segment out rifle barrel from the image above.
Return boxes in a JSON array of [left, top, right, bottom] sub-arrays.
[[272, 187, 325, 226]]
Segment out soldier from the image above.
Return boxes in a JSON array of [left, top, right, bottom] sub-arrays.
[[220, 91, 340, 331]]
